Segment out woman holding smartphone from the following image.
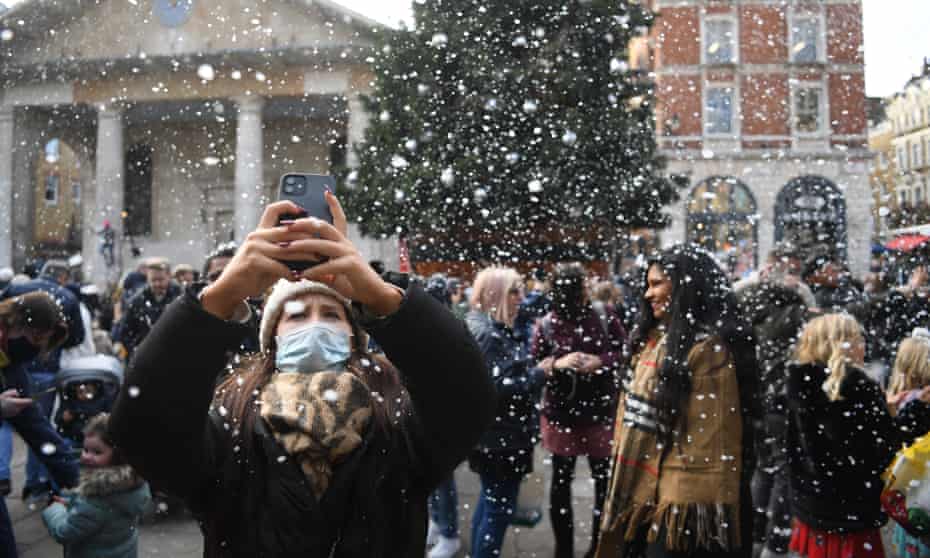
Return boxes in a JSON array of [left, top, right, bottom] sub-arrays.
[[109, 195, 496, 557]]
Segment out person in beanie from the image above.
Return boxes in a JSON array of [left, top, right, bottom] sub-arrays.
[[109, 197, 496, 557], [596, 244, 758, 558]]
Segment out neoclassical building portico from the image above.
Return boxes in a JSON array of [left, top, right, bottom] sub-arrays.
[[0, 0, 388, 284]]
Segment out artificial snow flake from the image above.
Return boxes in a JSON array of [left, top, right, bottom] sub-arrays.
[[441, 168, 455, 186], [197, 64, 216, 81], [610, 58, 629, 73]]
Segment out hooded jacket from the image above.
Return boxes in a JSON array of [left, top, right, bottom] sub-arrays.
[[42, 465, 151, 558], [109, 282, 495, 558]]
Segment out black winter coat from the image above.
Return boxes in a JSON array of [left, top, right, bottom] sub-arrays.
[[116, 283, 182, 356], [787, 362, 930, 533], [109, 283, 496, 558]]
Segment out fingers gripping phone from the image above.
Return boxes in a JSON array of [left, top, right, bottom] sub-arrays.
[[276, 173, 336, 272]]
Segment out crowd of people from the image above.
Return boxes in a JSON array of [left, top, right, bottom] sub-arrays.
[[0, 197, 929, 558]]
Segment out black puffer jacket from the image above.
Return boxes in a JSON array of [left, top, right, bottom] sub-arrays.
[[110, 283, 495, 558], [787, 362, 930, 533]]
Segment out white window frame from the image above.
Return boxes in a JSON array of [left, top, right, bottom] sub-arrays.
[[703, 83, 739, 137], [914, 142, 923, 168], [790, 82, 827, 137], [899, 147, 908, 171], [788, 11, 825, 64], [701, 14, 738, 65]]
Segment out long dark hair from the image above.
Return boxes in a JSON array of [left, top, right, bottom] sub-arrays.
[[629, 244, 756, 440], [550, 262, 588, 321], [213, 308, 410, 453]]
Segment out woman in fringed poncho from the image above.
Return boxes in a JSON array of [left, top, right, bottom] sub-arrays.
[[596, 245, 759, 558]]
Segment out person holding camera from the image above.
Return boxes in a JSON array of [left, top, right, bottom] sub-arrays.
[[109, 195, 496, 557]]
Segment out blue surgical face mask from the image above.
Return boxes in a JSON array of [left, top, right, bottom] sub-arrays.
[[274, 322, 352, 374]]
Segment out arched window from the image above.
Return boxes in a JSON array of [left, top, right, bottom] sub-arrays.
[[686, 176, 758, 276], [774, 175, 847, 260]]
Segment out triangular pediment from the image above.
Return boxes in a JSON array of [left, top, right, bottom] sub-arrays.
[[1, 0, 383, 72]]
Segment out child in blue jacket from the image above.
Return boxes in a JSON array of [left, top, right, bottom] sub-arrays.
[[43, 413, 150, 558]]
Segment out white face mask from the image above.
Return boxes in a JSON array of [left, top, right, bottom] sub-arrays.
[[274, 322, 352, 374]]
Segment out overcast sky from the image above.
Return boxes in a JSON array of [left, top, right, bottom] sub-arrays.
[[3, 0, 927, 97]]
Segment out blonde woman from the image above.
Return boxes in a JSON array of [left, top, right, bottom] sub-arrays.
[[787, 314, 928, 558], [465, 267, 548, 558], [886, 332, 930, 558], [888, 331, 930, 413]]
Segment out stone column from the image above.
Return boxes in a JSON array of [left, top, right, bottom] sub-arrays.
[[0, 105, 14, 269], [346, 93, 369, 169], [233, 96, 265, 240], [92, 104, 124, 286]]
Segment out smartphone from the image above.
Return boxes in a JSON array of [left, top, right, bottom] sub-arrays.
[[276, 173, 336, 272]]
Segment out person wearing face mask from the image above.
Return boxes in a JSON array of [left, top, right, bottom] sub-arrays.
[[108, 196, 496, 557], [0, 291, 80, 558]]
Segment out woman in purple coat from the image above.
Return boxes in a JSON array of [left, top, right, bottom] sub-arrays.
[[531, 263, 627, 558]]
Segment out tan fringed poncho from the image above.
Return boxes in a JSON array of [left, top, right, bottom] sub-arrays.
[[596, 330, 743, 556]]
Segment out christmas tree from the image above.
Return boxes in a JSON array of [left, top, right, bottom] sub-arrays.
[[346, 0, 677, 264]]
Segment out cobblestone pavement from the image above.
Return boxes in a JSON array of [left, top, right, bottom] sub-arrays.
[[10, 434, 599, 557]]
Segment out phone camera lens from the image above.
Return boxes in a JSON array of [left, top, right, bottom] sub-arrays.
[[285, 177, 296, 186]]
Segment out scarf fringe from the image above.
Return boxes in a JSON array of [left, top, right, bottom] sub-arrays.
[[606, 501, 740, 553]]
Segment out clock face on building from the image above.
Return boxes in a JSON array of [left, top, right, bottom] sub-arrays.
[[153, 0, 194, 28]]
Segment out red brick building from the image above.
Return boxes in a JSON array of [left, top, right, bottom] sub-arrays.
[[635, 0, 872, 274]]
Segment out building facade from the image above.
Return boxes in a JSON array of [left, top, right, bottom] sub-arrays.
[[640, 0, 871, 274], [885, 63, 930, 221], [0, 0, 395, 285]]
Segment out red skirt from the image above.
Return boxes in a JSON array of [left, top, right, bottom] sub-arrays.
[[540, 416, 614, 458], [789, 519, 885, 558]]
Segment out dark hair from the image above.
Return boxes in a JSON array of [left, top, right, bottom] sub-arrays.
[[0, 291, 69, 350], [630, 244, 756, 441], [83, 413, 128, 466], [550, 262, 588, 320], [203, 242, 239, 277]]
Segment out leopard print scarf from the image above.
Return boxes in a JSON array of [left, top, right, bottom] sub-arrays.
[[259, 370, 373, 499]]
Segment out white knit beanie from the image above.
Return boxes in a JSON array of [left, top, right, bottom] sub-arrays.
[[259, 279, 356, 353]]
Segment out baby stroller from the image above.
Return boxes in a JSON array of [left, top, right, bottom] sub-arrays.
[[53, 355, 123, 447]]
